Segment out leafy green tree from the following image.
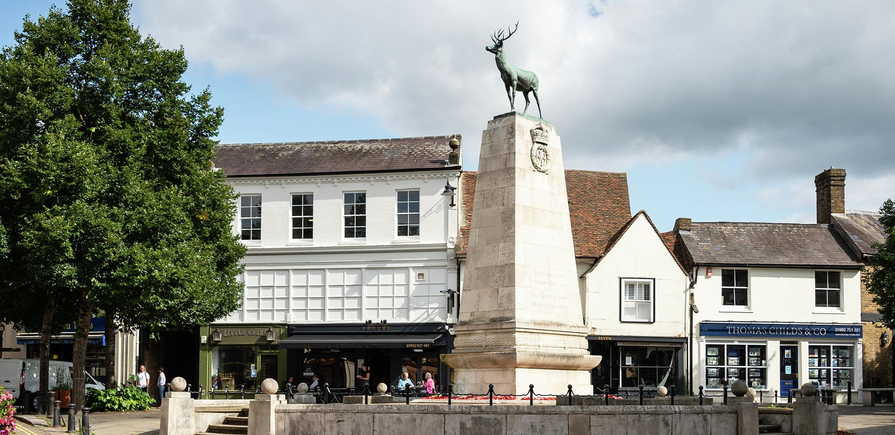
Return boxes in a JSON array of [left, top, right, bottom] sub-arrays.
[[0, 0, 245, 406], [868, 199, 895, 330]]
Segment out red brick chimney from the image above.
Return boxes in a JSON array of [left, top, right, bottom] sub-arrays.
[[815, 168, 846, 224]]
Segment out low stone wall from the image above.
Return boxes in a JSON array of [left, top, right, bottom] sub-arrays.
[[275, 403, 739, 435]]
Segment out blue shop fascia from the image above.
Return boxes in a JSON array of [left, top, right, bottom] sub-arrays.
[[699, 321, 862, 398]]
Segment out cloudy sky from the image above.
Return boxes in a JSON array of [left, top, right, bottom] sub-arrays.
[[3, 1, 893, 229]]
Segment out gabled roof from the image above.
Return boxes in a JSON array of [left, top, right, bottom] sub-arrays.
[[598, 211, 688, 275], [456, 170, 631, 258], [677, 222, 861, 268], [831, 212, 885, 258], [214, 135, 461, 177]]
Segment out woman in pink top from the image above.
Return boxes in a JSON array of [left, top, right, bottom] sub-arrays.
[[424, 372, 436, 395]]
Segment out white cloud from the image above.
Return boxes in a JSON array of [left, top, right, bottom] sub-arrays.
[[136, 0, 895, 210]]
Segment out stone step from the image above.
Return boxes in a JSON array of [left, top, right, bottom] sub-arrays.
[[203, 423, 249, 434], [223, 416, 248, 425], [238, 408, 249, 417]]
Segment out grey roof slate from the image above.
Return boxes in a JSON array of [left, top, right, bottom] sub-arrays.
[[214, 135, 460, 177], [831, 212, 885, 258], [678, 222, 861, 268]]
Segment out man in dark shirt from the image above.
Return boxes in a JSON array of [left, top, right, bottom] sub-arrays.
[[356, 364, 371, 394]]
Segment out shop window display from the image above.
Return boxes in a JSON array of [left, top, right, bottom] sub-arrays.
[[808, 345, 853, 389], [620, 347, 675, 389], [705, 344, 766, 389], [214, 347, 257, 390]]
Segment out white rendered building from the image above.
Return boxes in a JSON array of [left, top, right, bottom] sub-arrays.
[[201, 135, 463, 391]]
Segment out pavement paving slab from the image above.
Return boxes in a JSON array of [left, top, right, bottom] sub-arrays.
[[839, 406, 895, 435], [14, 408, 160, 435]]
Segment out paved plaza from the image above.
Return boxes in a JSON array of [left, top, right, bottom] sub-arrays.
[[838, 406, 895, 434], [15, 409, 160, 435]]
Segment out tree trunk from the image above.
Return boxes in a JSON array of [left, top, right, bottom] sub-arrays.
[[71, 303, 92, 410], [104, 310, 117, 388], [39, 299, 55, 413]]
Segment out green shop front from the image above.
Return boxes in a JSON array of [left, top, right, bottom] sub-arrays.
[[198, 325, 287, 395]]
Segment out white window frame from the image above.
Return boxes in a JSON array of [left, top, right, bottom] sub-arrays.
[[814, 271, 842, 309], [343, 191, 366, 239], [239, 194, 262, 241], [808, 343, 854, 390], [704, 341, 768, 391], [290, 193, 314, 241], [620, 278, 655, 323], [396, 189, 420, 238], [721, 269, 749, 308]]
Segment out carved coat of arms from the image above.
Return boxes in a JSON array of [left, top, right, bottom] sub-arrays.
[[529, 125, 550, 173]]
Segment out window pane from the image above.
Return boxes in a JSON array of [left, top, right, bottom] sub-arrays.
[[292, 229, 301, 239], [241, 196, 251, 206], [356, 204, 366, 215], [356, 228, 366, 238], [722, 269, 734, 287], [828, 272, 841, 289], [815, 271, 827, 289], [642, 283, 651, 301], [398, 202, 408, 213], [815, 290, 827, 307], [828, 290, 840, 307], [344, 205, 354, 215], [398, 215, 408, 224], [356, 216, 366, 227], [398, 191, 408, 201], [409, 226, 419, 236], [735, 270, 748, 287], [398, 226, 408, 236], [356, 193, 365, 203], [345, 216, 355, 227], [409, 190, 419, 201], [409, 202, 419, 213], [734, 289, 748, 306], [409, 214, 419, 224], [344, 192, 354, 202], [722, 288, 734, 305]]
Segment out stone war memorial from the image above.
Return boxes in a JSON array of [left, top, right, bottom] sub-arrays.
[[158, 24, 842, 435], [441, 112, 601, 395]]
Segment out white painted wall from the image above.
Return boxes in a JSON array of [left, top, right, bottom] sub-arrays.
[[216, 170, 461, 325], [691, 266, 861, 325], [581, 213, 689, 338]]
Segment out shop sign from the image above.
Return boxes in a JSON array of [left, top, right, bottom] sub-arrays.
[[406, 343, 431, 349], [216, 327, 269, 337], [700, 322, 861, 339]]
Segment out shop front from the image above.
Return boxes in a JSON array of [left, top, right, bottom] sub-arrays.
[[281, 323, 452, 394], [198, 325, 287, 394], [698, 321, 862, 403], [588, 335, 686, 395], [16, 317, 109, 382]]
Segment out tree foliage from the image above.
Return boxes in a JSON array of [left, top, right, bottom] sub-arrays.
[[0, 0, 245, 405], [868, 199, 895, 329]]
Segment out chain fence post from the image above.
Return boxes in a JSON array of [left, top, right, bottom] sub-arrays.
[[447, 384, 452, 407], [670, 385, 675, 406], [567, 384, 573, 406], [604, 384, 610, 405], [847, 381, 852, 405], [67, 403, 77, 433], [488, 384, 494, 406], [723, 384, 728, 405], [80, 407, 90, 435], [639, 385, 644, 405], [698, 386, 704, 405]]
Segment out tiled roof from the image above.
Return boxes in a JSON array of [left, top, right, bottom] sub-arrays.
[[677, 222, 861, 268], [214, 135, 461, 177], [456, 170, 631, 258], [831, 212, 885, 258]]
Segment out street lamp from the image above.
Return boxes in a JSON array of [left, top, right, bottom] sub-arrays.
[[211, 329, 222, 343], [265, 328, 275, 342]]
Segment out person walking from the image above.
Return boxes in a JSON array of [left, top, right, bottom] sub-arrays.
[[157, 368, 167, 404], [356, 364, 371, 394], [137, 365, 150, 392]]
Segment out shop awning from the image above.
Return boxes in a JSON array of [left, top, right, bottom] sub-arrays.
[[17, 333, 106, 346], [280, 333, 445, 349]]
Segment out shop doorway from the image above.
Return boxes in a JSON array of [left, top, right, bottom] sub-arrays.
[[780, 345, 799, 399], [260, 354, 278, 383]]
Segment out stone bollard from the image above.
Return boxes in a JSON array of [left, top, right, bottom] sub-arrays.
[[160, 377, 195, 435], [288, 382, 316, 404], [249, 378, 286, 435], [792, 383, 835, 435]]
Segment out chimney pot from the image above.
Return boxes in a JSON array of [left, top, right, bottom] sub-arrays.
[[815, 168, 846, 224]]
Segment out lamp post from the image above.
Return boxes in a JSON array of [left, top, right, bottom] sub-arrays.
[[442, 180, 456, 208]]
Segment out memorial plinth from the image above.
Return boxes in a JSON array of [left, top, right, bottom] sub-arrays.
[[443, 112, 601, 395]]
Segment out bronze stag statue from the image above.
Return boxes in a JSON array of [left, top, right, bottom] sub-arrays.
[[486, 22, 542, 118]]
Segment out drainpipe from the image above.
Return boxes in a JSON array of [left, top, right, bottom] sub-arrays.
[[688, 266, 699, 395]]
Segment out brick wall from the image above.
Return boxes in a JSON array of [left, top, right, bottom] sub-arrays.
[[862, 267, 893, 386]]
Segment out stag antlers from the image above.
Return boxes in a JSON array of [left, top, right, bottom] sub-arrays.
[[490, 21, 519, 47]]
